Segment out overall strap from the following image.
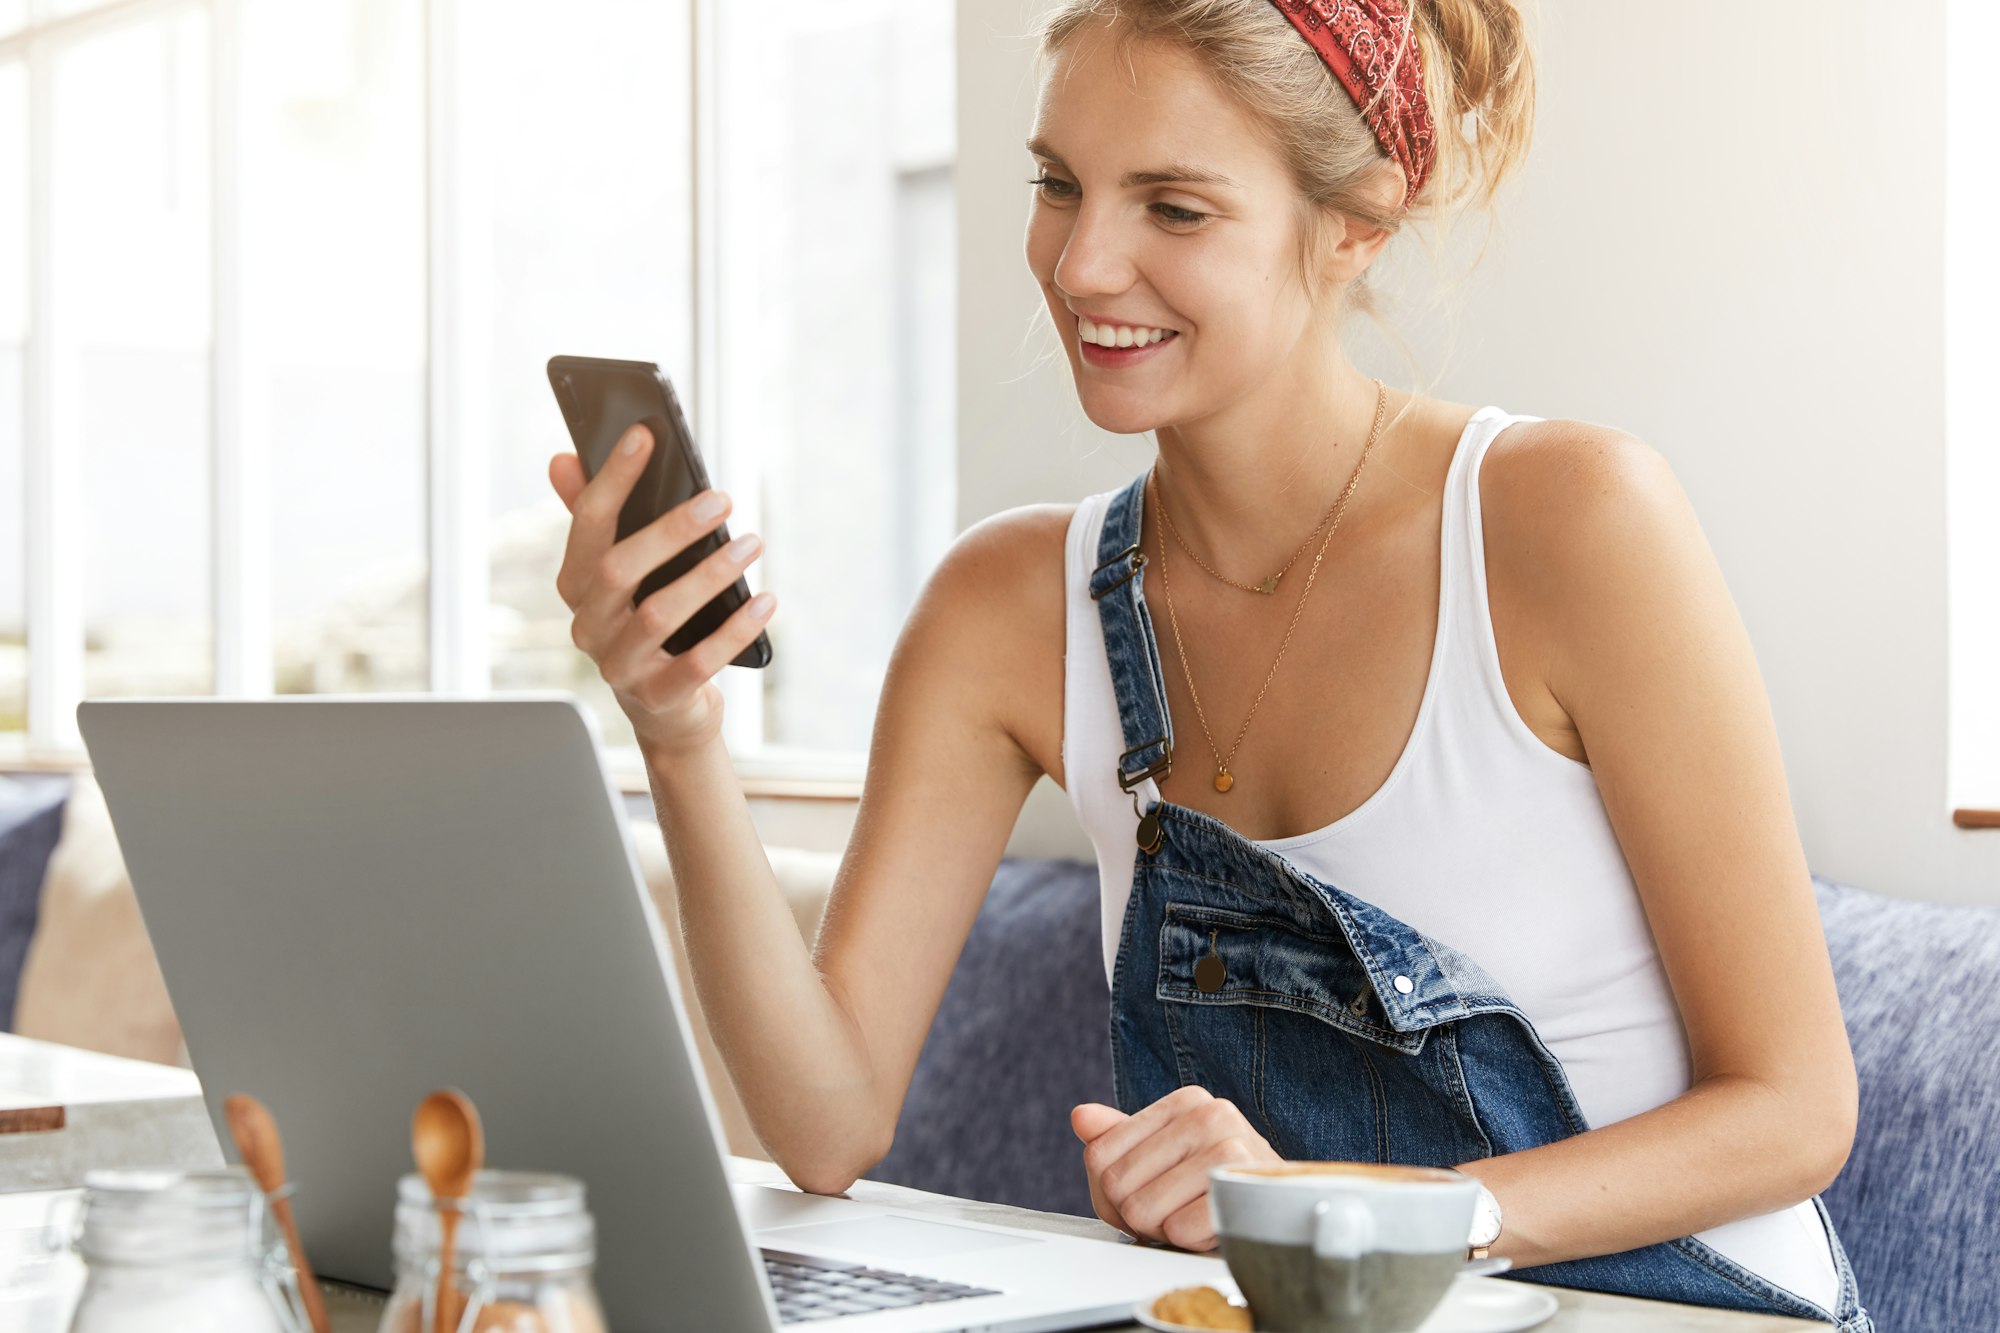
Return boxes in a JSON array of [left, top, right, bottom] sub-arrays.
[[1087, 472, 1174, 793]]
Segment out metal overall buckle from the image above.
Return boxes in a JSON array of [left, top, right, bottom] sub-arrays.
[[1121, 741, 1171, 855]]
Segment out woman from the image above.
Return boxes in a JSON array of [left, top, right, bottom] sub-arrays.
[[548, 2, 1871, 1327]]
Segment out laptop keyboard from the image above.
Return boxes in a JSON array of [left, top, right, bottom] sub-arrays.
[[762, 1246, 1001, 1324]]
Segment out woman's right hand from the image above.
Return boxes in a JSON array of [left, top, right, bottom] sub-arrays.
[[549, 422, 776, 756]]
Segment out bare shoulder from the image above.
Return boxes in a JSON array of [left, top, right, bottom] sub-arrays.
[[918, 503, 1073, 649], [1478, 416, 1696, 584], [894, 502, 1074, 782], [1478, 417, 1725, 712]]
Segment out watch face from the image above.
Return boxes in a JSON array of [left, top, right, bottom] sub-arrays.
[[1470, 1185, 1504, 1246]]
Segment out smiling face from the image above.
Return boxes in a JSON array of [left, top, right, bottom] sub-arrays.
[[1024, 20, 1350, 437]]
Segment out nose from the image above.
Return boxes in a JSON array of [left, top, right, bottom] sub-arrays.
[[1051, 201, 1139, 306]]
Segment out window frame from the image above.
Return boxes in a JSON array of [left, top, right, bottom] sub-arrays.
[[0, 0, 889, 783]]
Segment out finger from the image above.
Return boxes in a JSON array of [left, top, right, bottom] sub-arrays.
[[1080, 1144, 1134, 1239], [1072, 1103, 1127, 1143], [599, 533, 763, 686], [1122, 1135, 1256, 1247], [571, 490, 734, 650], [1097, 1097, 1257, 1232], [1089, 1174, 1134, 1240], [549, 452, 587, 513], [1081, 1084, 1212, 1183], [594, 488, 733, 597], [652, 590, 776, 692], [1158, 1189, 1223, 1253], [560, 423, 655, 594]]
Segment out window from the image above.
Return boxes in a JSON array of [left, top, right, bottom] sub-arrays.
[[0, 0, 955, 772], [0, 57, 23, 733], [709, 0, 957, 764], [1948, 0, 1999, 812], [56, 10, 214, 703]]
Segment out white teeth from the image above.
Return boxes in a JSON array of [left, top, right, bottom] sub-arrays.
[[1078, 316, 1174, 348]]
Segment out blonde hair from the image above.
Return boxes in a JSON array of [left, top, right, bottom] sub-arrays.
[[1029, 0, 1538, 421]]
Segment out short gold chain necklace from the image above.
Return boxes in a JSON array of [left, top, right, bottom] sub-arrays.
[[1160, 463, 1341, 596], [1152, 378, 1387, 794]]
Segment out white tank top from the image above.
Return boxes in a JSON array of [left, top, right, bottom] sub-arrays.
[[1058, 405, 1841, 1311]]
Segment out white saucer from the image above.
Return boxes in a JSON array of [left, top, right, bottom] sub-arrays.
[[1134, 1275, 1558, 1333], [1418, 1278, 1558, 1333]]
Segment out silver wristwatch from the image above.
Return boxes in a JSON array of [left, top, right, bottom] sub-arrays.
[[1467, 1182, 1504, 1260]]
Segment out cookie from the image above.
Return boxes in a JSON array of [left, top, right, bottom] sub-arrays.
[[1152, 1285, 1253, 1331]]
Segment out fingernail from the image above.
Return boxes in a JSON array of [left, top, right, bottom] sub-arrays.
[[748, 592, 775, 619], [693, 491, 728, 520], [725, 533, 759, 560], [621, 427, 646, 455]]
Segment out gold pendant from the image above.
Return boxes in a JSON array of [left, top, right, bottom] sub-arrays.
[[1259, 576, 1278, 594], [1213, 770, 1233, 793]]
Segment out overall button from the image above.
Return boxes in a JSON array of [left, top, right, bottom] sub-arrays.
[[1393, 975, 1414, 994], [1195, 929, 1227, 993]]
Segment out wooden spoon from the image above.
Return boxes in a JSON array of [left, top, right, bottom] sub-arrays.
[[413, 1089, 484, 1333], [224, 1093, 331, 1333]]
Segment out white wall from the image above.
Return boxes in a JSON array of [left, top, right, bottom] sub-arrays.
[[960, 0, 2000, 902]]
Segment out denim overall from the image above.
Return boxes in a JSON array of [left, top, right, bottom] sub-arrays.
[[1087, 474, 1873, 1331]]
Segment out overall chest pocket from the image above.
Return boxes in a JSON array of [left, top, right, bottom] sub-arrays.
[[1157, 901, 1423, 1053], [1156, 901, 1493, 1166]]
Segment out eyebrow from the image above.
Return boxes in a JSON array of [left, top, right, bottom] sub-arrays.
[[1025, 136, 1242, 190]]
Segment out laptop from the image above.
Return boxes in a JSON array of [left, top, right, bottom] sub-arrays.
[[76, 696, 1229, 1331]]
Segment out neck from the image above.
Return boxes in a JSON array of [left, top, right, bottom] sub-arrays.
[[1150, 364, 1402, 581]]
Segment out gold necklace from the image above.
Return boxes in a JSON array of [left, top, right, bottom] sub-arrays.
[[1153, 378, 1387, 794], [1160, 474, 1341, 596]]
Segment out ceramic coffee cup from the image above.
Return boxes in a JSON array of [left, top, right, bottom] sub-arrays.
[[1208, 1163, 1479, 1333]]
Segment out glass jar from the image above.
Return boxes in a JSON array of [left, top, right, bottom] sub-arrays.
[[0, 1208, 85, 1333], [378, 1171, 607, 1333], [65, 1167, 305, 1333]]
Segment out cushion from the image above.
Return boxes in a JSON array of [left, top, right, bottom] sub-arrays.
[[871, 856, 1111, 1217], [12, 771, 186, 1065], [1814, 872, 2000, 1333], [0, 775, 70, 1030]]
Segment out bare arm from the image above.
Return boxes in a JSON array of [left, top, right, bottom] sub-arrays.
[[1455, 425, 1858, 1267], [551, 430, 1069, 1193]]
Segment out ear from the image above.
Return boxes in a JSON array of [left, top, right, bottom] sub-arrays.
[[1314, 210, 1395, 287], [1309, 164, 1404, 287]]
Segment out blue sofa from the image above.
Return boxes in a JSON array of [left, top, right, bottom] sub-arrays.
[[0, 775, 69, 1031], [874, 858, 2000, 1333]]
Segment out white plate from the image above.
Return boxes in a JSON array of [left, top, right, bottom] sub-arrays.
[[1134, 1275, 1558, 1333]]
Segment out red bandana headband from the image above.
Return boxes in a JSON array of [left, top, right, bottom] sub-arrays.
[[1268, 0, 1437, 208]]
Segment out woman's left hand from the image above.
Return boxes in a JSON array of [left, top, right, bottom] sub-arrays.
[[1071, 1085, 1283, 1250]]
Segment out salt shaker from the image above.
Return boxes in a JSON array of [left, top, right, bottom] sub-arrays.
[[65, 1167, 307, 1333]]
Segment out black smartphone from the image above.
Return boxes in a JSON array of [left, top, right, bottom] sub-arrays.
[[547, 355, 773, 670]]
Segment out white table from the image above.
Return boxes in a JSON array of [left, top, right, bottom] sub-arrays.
[[319, 1162, 1828, 1332], [0, 1034, 1825, 1332]]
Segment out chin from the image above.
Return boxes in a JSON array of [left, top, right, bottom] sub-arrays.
[[1074, 390, 1172, 438], [1066, 364, 1176, 438]]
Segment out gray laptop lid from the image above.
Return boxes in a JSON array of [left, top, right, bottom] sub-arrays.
[[77, 696, 779, 1331]]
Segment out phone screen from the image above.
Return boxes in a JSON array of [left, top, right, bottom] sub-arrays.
[[547, 356, 772, 669]]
